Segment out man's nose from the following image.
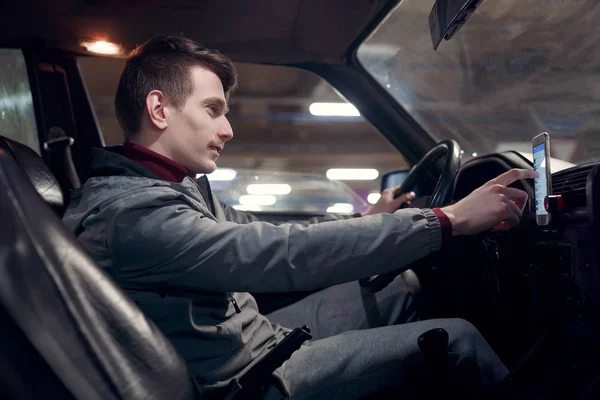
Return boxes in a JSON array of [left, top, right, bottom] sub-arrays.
[[218, 118, 234, 142]]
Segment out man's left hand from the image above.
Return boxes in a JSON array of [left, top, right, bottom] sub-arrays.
[[361, 186, 415, 216]]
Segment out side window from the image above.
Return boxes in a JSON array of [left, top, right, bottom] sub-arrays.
[[79, 59, 408, 214], [0, 49, 40, 154]]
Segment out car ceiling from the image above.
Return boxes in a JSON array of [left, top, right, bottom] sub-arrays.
[[2, 0, 392, 64]]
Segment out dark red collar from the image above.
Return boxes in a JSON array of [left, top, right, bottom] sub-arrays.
[[123, 141, 195, 183]]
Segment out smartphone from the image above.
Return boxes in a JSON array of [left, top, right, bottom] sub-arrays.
[[532, 132, 552, 225]]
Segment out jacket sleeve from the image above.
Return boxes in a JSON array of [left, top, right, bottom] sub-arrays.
[[107, 200, 443, 294], [218, 199, 356, 226], [218, 201, 260, 223]]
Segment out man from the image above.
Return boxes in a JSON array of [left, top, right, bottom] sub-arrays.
[[63, 34, 536, 399]]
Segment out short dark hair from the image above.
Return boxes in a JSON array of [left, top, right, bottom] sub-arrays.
[[114, 34, 238, 138]]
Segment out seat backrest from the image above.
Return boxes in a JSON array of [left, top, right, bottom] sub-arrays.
[[0, 147, 201, 400], [0, 135, 66, 216], [0, 303, 77, 399]]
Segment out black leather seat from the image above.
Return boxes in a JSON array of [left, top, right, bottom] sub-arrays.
[[0, 135, 66, 216], [0, 146, 202, 399]]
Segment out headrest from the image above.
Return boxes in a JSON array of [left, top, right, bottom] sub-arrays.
[[0, 135, 65, 216]]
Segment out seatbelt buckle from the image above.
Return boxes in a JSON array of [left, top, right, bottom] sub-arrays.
[[225, 326, 312, 400]]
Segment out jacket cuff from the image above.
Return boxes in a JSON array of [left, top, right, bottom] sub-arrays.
[[432, 208, 452, 246], [419, 208, 443, 253]]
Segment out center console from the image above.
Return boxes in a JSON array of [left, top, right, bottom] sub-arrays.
[[445, 156, 600, 395], [522, 163, 600, 328], [491, 163, 600, 397]]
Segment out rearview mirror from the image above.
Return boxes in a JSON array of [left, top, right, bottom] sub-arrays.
[[429, 0, 486, 50]]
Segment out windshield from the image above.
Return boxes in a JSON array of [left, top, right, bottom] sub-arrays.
[[358, 0, 600, 164]]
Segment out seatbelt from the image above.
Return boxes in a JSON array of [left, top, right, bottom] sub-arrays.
[[360, 287, 384, 328], [44, 126, 81, 190]]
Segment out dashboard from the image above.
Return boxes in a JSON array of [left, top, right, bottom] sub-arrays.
[[397, 149, 600, 394], [452, 152, 600, 332]]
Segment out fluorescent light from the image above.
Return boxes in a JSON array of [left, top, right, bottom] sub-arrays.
[[232, 204, 262, 211], [205, 168, 237, 181], [246, 184, 291, 195], [367, 193, 381, 204], [326, 203, 355, 213], [239, 195, 276, 206], [326, 168, 379, 181], [82, 40, 123, 55], [309, 102, 360, 117]]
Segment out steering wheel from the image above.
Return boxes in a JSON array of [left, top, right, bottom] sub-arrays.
[[359, 140, 462, 293]]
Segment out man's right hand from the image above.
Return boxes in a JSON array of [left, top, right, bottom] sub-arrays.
[[441, 168, 539, 236]]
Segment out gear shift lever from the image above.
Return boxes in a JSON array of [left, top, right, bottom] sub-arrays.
[[418, 328, 449, 363], [418, 328, 449, 397]]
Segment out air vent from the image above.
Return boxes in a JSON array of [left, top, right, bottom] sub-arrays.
[[551, 163, 596, 208]]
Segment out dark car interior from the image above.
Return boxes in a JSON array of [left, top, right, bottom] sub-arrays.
[[2, 0, 600, 398]]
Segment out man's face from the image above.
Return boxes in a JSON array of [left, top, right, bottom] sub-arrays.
[[163, 66, 233, 174]]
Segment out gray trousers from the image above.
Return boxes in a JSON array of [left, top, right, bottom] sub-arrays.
[[265, 276, 509, 399]]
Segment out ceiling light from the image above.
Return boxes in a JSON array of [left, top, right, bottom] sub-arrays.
[[246, 184, 291, 195], [309, 102, 360, 117], [472, 152, 478, 157], [205, 168, 237, 181], [81, 40, 123, 55], [326, 168, 379, 181], [232, 204, 262, 212], [326, 203, 355, 213], [239, 195, 276, 206], [367, 193, 381, 204]]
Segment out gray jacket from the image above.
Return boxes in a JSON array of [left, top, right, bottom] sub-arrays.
[[62, 147, 443, 392]]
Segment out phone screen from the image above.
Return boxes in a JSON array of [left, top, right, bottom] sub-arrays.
[[533, 142, 548, 216]]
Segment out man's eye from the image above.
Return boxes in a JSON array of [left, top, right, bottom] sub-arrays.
[[207, 104, 220, 115]]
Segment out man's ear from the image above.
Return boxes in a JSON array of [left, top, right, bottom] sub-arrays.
[[146, 90, 168, 130]]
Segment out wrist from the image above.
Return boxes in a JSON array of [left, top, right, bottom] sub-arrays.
[[439, 205, 461, 236]]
